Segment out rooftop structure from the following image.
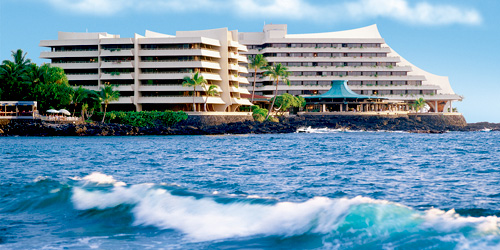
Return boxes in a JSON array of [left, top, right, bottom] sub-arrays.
[[239, 24, 462, 113], [40, 28, 252, 112]]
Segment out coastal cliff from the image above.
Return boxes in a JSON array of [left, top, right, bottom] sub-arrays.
[[1, 113, 494, 136]]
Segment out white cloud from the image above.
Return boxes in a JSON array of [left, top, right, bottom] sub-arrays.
[[344, 0, 482, 25], [44, 0, 482, 26]]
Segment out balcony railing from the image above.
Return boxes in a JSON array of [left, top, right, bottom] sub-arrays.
[[141, 47, 219, 52]]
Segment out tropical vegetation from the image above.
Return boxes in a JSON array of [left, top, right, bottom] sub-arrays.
[[203, 84, 219, 111], [248, 54, 268, 103], [413, 97, 426, 113], [251, 105, 269, 122], [0, 49, 74, 111], [182, 72, 207, 112], [270, 93, 306, 116], [262, 63, 290, 119], [94, 85, 120, 122], [92, 110, 188, 127]]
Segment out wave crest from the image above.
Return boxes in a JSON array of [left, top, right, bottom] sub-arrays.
[[69, 174, 500, 243]]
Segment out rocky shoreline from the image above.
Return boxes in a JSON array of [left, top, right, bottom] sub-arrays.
[[0, 114, 498, 136], [0, 115, 500, 136]]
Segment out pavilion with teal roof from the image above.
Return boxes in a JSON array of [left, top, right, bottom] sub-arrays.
[[304, 80, 408, 113]]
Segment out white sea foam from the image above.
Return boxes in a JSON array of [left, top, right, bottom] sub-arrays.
[[33, 176, 49, 182], [70, 175, 500, 242], [421, 208, 500, 234], [72, 172, 126, 187], [296, 126, 348, 133]]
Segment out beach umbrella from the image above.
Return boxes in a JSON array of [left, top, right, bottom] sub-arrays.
[[58, 109, 71, 116], [47, 109, 59, 114]]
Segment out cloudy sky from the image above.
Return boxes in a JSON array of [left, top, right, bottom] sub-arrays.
[[1, 0, 498, 122]]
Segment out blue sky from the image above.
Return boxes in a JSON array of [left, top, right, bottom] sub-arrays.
[[1, 0, 499, 123]]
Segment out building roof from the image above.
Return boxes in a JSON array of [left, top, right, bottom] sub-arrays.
[[304, 80, 379, 101], [286, 24, 382, 39]]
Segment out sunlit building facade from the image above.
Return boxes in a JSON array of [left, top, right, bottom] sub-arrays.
[[239, 24, 462, 113], [40, 28, 251, 112]]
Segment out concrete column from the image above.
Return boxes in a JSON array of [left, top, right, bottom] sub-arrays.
[[435, 101, 438, 113], [322, 104, 326, 112]]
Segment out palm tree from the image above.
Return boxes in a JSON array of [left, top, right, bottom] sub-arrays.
[[413, 97, 426, 113], [72, 87, 89, 115], [248, 54, 268, 103], [263, 63, 290, 119], [0, 49, 32, 100], [203, 84, 219, 111], [8, 49, 32, 68], [96, 85, 120, 123], [182, 72, 207, 112]]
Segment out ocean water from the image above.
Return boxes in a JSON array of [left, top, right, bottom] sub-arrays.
[[1, 130, 500, 249]]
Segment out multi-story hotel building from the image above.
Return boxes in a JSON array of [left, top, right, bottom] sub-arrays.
[[239, 24, 462, 113], [40, 28, 251, 112]]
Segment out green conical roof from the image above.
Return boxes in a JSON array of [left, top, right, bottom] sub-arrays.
[[304, 80, 374, 100]]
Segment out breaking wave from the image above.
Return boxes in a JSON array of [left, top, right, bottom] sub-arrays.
[[3, 173, 500, 249]]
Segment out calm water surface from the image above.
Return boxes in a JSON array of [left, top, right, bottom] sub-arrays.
[[1, 131, 499, 249]]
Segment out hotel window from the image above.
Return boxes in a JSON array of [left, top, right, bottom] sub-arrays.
[[318, 62, 331, 67], [291, 43, 302, 48], [302, 81, 314, 86], [347, 62, 361, 67], [349, 81, 362, 86], [318, 53, 331, 57]]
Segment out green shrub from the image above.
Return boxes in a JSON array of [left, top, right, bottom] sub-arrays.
[[92, 110, 188, 127], [251, 106, 266, 121], [267, 116, 279, 122]]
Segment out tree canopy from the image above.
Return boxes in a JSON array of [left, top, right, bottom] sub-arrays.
[[270, 93, 306, 116], [0, 49, 74, 111]]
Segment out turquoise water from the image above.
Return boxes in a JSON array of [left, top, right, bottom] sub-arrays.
[[1, 131, 500, 249]]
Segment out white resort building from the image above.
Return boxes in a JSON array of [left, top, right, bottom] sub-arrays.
[[239, 24, 462, 113], [40, 28, 251, 112]]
